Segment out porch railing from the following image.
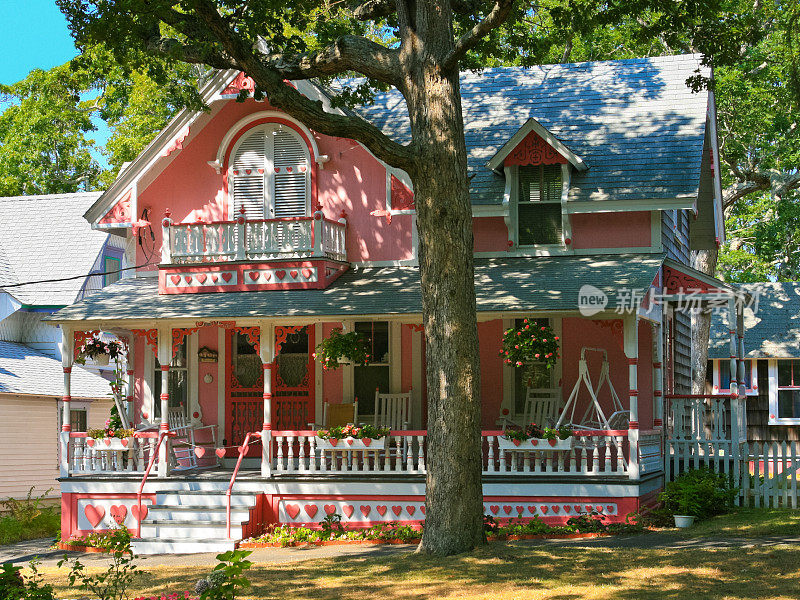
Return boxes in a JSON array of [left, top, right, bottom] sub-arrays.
[[67, 431, 163, 476], [161, 210, 347, 264], [271, 430, 631, 477]]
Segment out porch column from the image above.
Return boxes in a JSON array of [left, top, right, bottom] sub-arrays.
[[156, 324, 172, 478], [125, 335, 135, 427], [652, 321, 664, 428], [59, 326, 74, 477], [728, 296, 741, 486], [259, 322, 275, 477], [737, 303, 747, 436], [623, 314, 640, 480]]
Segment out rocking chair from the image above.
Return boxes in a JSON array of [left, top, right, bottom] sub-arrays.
[[167, 407, 220, 470]]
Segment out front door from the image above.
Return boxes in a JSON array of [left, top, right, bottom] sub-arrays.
[[225, 330, 263, 457], [273, 325, 315, 430]]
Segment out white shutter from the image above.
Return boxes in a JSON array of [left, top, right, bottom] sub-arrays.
[[232, 130, 266, 219], [272, 128, 309, 218]]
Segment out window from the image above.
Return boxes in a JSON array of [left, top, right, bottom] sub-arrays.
[[517, 165, 562, 246], [512, 318, 555, 415], [777, 360, 800, 420], [711, 359, 757, 396], [231, 124, 310, 219], [353, 321, 390, 415], [153, 338, 188, 420], [104, 256, 121, 286], [70, 409, 87, 432]]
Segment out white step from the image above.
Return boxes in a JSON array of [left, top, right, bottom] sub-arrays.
[[131, 538, 236, 555], [140, 521, 244, 539], [156, 492, 257, 507], [147, 506, 251, 522]]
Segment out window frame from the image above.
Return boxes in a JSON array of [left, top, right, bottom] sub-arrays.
[[514, 164, 566, 248], [768, 359, 800, 424], [145, 332, 199, 424], [103, 256, 121, 287], [227, 122, 312, 220], [711, 358, 758, 397], [351, 320, 393, 418]]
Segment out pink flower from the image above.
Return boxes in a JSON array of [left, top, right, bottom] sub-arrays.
[[554, 336, 559, 341], [514, 345, 519, 349], [523, 319, 528, 323], [541, 326, 546, 331], [535, 353, 540, 358], [516, 361, 523, 366]]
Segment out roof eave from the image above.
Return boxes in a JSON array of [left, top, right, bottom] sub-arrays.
[[486, 117, 588, 173]]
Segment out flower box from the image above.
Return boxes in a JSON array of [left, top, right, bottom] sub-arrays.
[[86, 437, 135, 451], [316, 437, 386, 450], [497, 436, 573, 451]]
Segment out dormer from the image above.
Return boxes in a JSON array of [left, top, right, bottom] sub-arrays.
[[487, 118, 587, 251]]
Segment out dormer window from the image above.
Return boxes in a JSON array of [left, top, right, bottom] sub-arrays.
[[518, 164, 562, 246], [230, 124, 310, 219]]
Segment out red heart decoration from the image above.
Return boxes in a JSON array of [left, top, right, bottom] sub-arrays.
[[275, 270, 286, 280], [516, 506, 524, 515], [274, 167, 280, 173], [86, 439, 95, 447], [528, 506, 537, 514], [248, 272, 260, 281], [574, 505, 583, 513], [195, 447, 206, 458], [596, 506, 604, 513], [121, 438, 129, 447], [607, 505, 615, 512], [564, 506, 572, 513], [324, 505, 336, 515], [531, 439, 539, 446], [377, 505, 387, 516], [131, 504, 148, 522], [343, 505, 354, 518], [222, 273, 233, 282], [392, 506, 402, 517], [184, 275, 193, 284], [290, 270, 298, 279], [110, 505, 127, 525], [305, 505, 318, 518], [245, 169, 251, 175], [503, 506, 512, 515], [301, 269, 313, 279], [287, 167, 292, 173], [300, 166, 307, 172], [421, 507, 426, 515], [84, 505, 105, 528], [549, 439, 557, 447], [285, 504, 300, 519], [215, 448, 226, 458], [360, 505, 371, 517], [513, 439, 521, 446], [170, 275, 181, 285], [329, 438, 339, 447], [258, 169, 264, 174], [196, 274, 207, 284], [346, 439, 354, 445], [362, 438, 372, 447], [541, 506, 549, 514], [552, 506, 560, 513], [211, 274, 219, 283], [104, 438, 112, 446], [406, 506, 416, 516], [490, 505, 500, 515]]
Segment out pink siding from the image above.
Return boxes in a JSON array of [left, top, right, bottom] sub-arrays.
[[133, 337, 146, 424], [474, 217, 509, 252], [638, 324, 654, 429], [571, 211, 651, 249], [197, 327, 219, 426], [401, 324, 413, 393], [478, 320, 504, 427], [321, 322, 344, 404]]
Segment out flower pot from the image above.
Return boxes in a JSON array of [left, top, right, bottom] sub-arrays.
[[93, 354, 110, 366], [316, 436, 386, 450], [673, 515, 696, 528], [86, 437, 134, 451], [497, 436, 573, 451]]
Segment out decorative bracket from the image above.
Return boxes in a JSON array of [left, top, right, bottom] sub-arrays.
[[131, 329, 158, 359]]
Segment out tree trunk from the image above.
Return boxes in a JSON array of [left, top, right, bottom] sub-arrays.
[[403, 40, 484, 556], [691, 248, 719, 394]]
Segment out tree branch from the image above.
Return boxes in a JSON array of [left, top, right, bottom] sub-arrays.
[[354, 0, 488, 20], [442, 0, 516, 71]]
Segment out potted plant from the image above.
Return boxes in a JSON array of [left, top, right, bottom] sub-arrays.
[[659, 468, 737, 528], [86, 424, 135, 451], [313, 329, 372, 370], [498, 319, 560, 382], [316, 424, 390, 450], [76, 337, 125, 367], [498, 423, 574, 451]]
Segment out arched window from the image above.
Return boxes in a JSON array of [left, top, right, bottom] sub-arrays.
[[230, 123, 311, 219]]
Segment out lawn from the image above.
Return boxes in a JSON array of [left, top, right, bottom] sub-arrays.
[[31, 510, 800, 600]]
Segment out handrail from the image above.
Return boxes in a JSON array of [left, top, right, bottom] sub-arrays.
[[665, 394, 737, 399], [227, 431, 261, 539], [135, 431, 174, 538]]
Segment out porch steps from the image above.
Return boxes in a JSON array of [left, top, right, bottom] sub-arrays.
[[132, 489, 260, 555]]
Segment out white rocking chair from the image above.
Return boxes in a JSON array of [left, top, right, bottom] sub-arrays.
[[167, 407, 220, 470], [373, 390, 413, 430]]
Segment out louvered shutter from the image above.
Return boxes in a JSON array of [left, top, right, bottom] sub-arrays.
[[272, 128, 309, 218], [232, 130, 267, 219]]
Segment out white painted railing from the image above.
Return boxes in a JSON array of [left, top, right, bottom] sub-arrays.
[[162, 210, 347, 264], [67, 433, 162, 476]]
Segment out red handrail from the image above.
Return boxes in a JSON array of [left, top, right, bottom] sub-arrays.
[[227, 431, 261, 539], [135, 431, 174, 538]]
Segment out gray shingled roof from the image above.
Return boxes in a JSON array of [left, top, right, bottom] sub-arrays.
[[0, 341, 112, 398], [48, 254, 663, 322], [0, 192, 108, 306], [709, 282, 800, 359], [353, 54, 709, 205]]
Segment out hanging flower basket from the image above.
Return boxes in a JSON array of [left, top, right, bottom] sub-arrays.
[[77, 337, 125, 366], [499, 319, 560, 381], [313, 329, 371, 370]]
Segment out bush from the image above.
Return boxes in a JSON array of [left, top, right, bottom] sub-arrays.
[[1, 560, 56, 600], [660, 468, 738, 520], [0, 488, 60, 545]]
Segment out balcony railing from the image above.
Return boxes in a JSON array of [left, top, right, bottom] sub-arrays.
[[161, 210, 347, 265]]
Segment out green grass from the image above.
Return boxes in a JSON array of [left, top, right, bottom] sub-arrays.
[[673, 508, 800, 538], [0, 509, 60, 545]]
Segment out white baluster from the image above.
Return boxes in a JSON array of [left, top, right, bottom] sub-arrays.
[[276, 435, 284, 472], [486, 436, 495, 473]]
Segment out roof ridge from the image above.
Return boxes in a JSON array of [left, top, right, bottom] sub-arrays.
[[0, 190, 104, 202]]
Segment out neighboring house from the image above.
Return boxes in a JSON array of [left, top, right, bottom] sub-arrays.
[[48, 55, 746, 553], [708, 282, 800, 442], [0, 193, 121, 500]]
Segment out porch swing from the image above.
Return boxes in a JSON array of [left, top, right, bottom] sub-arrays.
[[555, 347, 629, 431]]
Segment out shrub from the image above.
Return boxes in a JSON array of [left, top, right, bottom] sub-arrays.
[[195, 550, 252, 600], [1, 560, 56, 600], [0, 488, 60, 545], [660, 468, 738, 520], [58, 527, 138, 600]]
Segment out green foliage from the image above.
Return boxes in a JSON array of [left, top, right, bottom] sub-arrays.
[[504, 423, 574, 441], [196, 550, 252, 600], [316, 423, 390, 440], [0, 560, 55, 600], [660, 468, 738, 519], [500, 320, 560, 379], [313, 329, 372, 370], [58, 527, 138, 600], [0, 488, 60, 546]]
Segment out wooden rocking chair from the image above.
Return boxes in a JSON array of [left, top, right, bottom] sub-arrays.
[[498, 388, 562, 430], [309, 399, 360, 430], [167, 407, 220, 470], [373, 390, 412, 430]]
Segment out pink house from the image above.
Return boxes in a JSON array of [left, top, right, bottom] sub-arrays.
[[49, 55, 747, 553]]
